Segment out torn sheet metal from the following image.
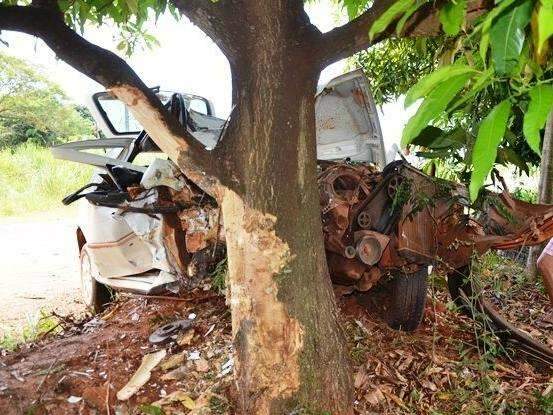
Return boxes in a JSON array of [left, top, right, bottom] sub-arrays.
[[117, 190, 182, 276], [140, 158, 188, 191]]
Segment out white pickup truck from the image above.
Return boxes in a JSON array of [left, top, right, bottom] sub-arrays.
[[52, 69, 388, 310]]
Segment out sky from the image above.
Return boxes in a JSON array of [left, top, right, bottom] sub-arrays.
[[1, 1, 415, 150]]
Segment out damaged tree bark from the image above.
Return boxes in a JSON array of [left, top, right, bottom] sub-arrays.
[[210, 5, 352, 411]]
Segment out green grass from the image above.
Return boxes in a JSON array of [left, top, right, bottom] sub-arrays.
[[210, 257, 227, 295], [0, 310, 61, 351], [0, 143, 92, 216]]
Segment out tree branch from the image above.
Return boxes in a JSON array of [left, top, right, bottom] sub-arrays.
[[0, 4, 220, 193], [317, 0, 491, 66], [170, 0, 244, 64]]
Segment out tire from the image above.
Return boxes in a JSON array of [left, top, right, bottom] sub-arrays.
[[384, 268, 429, 331], [80, 247, 113, 314]]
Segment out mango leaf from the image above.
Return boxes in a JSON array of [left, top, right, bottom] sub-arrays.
[[411, 126, 468, 149], [343, 0, 367, 19], [497, 146, 530, 174], [490, 0, 533, 75], [479, 0, 518, 63], [126, 0, 138, 14], [439, 0, 467, 36], [523, 84, 553, 155], [410, 126, 445, 147], [402, 72, 475, 147], [480, 24, 490, 63], [369, 0, 416, 40], [404, 65, 477, 108], [396, 0, 429, 34], [537, 0, 553, 54], [469, 99, 512, 201], [447, 68, 493, 111]]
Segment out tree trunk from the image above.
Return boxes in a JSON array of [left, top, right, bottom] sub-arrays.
[[527, 111, 553, 276], [211, 5, 353, 414]]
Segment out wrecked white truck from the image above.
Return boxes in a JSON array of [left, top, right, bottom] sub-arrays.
[[53, 70, 387, 307], [52, 71, 553, 362]]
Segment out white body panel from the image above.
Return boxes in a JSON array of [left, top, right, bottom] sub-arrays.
[[315, 70, 386, 167], [79, 201, 155, 278], [55, 70, 385, 293]]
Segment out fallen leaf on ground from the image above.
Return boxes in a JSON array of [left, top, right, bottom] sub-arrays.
[[161, 352, 185, 371], [178, 329, 195, 346], [194, 358, 209, 373], [161, 365, 188, 381], [154, 390, 196, 409], [365, 387, 386, 406]]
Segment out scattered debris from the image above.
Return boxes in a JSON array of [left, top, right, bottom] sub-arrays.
[[116, 349, 167, 401], [153, 390, 196, 410], [0, 279, 549, 414], [161, 366, 187, 381], [219, 358, 233, 377], [67, 395, 82, 404], [194, 358, 209, 373], [148, 320, 193, 345]]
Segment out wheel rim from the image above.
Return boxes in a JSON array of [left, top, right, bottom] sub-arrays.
[[80, 249, 95, 306]]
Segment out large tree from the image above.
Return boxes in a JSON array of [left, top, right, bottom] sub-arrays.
[[0, 0, 539, 413]]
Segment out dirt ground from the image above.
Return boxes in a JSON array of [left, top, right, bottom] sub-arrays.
[[0, 286, 551, 415], [0, 216, 85, 335], [0, 292, 232, 415]]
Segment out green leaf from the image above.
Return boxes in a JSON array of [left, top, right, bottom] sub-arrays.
[[447, 68, 493, 111], [410, 126, 445, 147], [401, 72, 475, 147], [497, 146, 530, 174], [343, 0, 367, 19], [139, 405, 166, 415], [469, 99, 512, 201], [439, 0, 467, 36], [480, 19, 491, 64], [396, 0, 429, 34], [537, 0, 553, 54], [369, 0, 416, 40], [479, 0, 518, 64], [404, 64, 477, 108], [411, 126, 468, 149], [126, 0, 139, 14], [489, 0, 533, 76], [523, 84, 553, 155]]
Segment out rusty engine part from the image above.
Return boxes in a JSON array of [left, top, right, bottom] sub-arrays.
[[318, 160, 553, 361], [319, 160, 553, 285]]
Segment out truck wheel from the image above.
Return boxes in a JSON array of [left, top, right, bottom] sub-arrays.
[[383, 268, 428, 331], [80, 247, 112, 314]]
